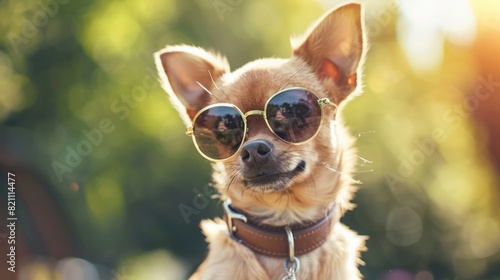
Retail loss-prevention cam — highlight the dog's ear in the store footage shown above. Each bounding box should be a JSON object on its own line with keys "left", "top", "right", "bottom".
{"left": 155, "top": 45, "right": 229, "bottom": 126}
{"left": 292, "top": 3, "right": 364, "bottom": 103}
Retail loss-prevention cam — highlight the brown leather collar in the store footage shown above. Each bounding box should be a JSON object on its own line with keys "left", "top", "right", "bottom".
{"left": 223, "top": 199, "right": 336, "bottom": 258}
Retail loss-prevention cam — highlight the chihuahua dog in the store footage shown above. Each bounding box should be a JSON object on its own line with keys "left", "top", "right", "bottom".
{"left": 155, "top": 3, "right": 366, "bottom": 279}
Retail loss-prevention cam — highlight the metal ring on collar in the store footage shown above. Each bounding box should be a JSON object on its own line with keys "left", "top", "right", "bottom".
{"left": 284, "top": 256, "right": 300, "bottom": 274}
{"left": 284, "top": 225, "right": 295, "bottom": 261}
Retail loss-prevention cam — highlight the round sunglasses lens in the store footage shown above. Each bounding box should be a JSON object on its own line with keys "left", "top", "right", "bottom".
{"left": 266, "top": 89, "right": 322, "bottom": 143}
{"left": 193, "top": 106, "right": 245, "bottom": 160}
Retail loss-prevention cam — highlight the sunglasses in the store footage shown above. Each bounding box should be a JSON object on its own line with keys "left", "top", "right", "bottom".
{"left": 185, "top": 87, "right": 337, "bottom": 161}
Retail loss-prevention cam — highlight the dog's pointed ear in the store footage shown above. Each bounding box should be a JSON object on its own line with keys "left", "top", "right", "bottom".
{"left": 292, "top": 3, "right": 364, "bottom": 103}
{"left": 154, "top": 45, "right": 229, "bottom": 126}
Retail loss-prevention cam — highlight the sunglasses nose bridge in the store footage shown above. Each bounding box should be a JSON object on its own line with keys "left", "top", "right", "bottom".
{"left": 242, "top": 110, "right": 270, "bottom": 141}
{"left": 244, "top": 110, "right": 265, "bottom": 118}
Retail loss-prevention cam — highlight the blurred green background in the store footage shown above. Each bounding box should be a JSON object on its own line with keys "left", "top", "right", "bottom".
{"left": 1, "top": 0, "right": 500, "bottom": 279}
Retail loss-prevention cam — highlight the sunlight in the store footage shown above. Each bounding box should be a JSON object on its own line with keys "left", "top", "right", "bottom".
{"left": 398, "top": 0, "right": 476, "bottom": 72}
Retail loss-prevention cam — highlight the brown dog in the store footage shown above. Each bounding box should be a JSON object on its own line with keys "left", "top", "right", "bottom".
{"left": 155, "top": 3, "right": 366, "bottom": 279}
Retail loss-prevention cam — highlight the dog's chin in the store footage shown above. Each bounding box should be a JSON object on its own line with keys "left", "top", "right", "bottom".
{"left": 242, "top": 160, "right": 306, "bottom": 193}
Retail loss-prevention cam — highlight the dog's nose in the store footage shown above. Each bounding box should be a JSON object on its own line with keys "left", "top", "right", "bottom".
{"left": 240, "top": 140, "right": 273, "bottom": 165}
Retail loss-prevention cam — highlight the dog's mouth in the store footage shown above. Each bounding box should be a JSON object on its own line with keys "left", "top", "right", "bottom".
{"left": 242, "top": 160, "right": 306, "bottom": 192}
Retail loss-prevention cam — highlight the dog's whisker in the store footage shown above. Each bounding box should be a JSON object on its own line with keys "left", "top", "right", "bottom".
{"left": 355, "top": 130, "right": 376, "bottom": 138}
{"left": 196, "top": 80, "right": 222, "bottom": 103}
{"left": 208, "top": 70, "right": 230, "bottom": 102}
{"left": 208, "top": 70, "right": 221, "bottom": 91}
{"left": 353, "top": 169, "right": 374, "bottom": 173}
{"left": 316, "top": 161, "right": 360, "bottom": 184}
{"left": 210, "top": 193, "right": 221, "bottom": 200}
{"left": 355, "top": 155, "right": 373, "bottom": 164}
{"left": 277, "top": 64, "right": 310, "bottom": 91}
{"left": 223, "top": 169, "right": 240, "bottom": 193}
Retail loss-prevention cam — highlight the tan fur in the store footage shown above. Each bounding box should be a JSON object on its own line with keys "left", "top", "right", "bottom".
{"left": 155, "top": 3, "right": 367, "bottom": 279}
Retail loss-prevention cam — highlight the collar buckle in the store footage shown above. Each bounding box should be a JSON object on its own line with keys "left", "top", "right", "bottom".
{"left": 223, "top": 199, "right": 247, "bottom": 240}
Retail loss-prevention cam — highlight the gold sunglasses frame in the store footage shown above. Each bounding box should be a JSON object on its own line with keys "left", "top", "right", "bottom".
{"left": 185, "top": 87, "right": 338, "bottom": 162}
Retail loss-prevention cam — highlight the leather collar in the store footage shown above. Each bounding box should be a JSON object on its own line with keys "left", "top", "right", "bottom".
{"left": 223, "top": 199, "right": 336, "bottom": 258}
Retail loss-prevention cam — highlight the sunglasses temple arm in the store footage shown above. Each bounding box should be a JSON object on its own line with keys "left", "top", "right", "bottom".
{"left": 186, "top": 127, "right": 194, "bottom": 136}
